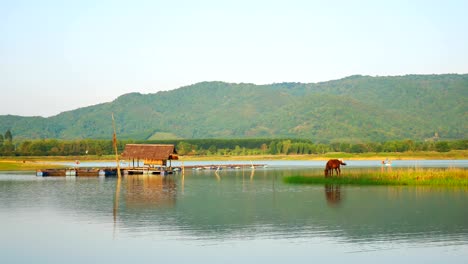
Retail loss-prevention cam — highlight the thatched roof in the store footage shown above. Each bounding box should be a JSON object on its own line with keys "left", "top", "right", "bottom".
{"left": 121, "top": 144, "right": 178, "bottom": 160}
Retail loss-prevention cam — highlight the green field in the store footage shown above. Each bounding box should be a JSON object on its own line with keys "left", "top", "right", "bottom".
{"left": 0, "top": 160, "right": 66, "bottom": 171}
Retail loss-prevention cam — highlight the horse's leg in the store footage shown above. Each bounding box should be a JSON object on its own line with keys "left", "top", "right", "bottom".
{"left": 337, "top": 167, "right": 341, "bottom": 176}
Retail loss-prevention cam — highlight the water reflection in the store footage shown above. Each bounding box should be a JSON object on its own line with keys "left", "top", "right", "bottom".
{"left": 113, "top": 175, "right": 177, "bottom": 221}
{"left": 380, "top": 163, "right": 393, "bottom": 173}
{"left": 324, "top": 184, "right": 342, "bottom": 206}
{"left": 113, "top": 176, "right": 121, "bottom": 223}
{"left": 1, "top": 167, "right": 467, "bottom": 259}
{"left": 107, "top": 169, "right": 467, "bottom": 247}
{"left": 125, "top": 175, "right": 176, "bottom": 208}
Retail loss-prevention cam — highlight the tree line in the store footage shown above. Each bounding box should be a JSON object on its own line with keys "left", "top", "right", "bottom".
{"left": 0, "top": 130, "right": 14, "bottom": 155}
{"left": 0, "top": 135, "right": 466, "bottom": 156}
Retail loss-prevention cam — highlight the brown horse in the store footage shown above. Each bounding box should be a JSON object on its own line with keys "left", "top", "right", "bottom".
{"left": 324, "top": 159, "right": 346, "bottom": 177}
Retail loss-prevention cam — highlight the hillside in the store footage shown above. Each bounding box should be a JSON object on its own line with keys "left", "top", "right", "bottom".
{"left": 1, "top": 74, "right": 467, "bottom": 142}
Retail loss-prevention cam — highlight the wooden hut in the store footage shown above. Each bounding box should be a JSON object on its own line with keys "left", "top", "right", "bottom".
{"left": 121, "top": 144, "right": 178, "bottom": 168}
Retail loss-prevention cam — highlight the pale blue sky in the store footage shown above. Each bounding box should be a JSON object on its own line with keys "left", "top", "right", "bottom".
{"left": 1, "top": 0, "right": 467, "bottom": 117}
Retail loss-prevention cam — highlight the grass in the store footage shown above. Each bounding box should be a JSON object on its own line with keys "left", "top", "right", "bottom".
{"left": 0, "top": 155, "right": 103, "bottom": 171}
{"left": 0, "top": 160, "right": 66, "bottom": 171}
{"left": 0, "top": 155, "right": 116, "bottom": 162}
{"left": 284, "top": 168, "right": 468, "bottom": 187}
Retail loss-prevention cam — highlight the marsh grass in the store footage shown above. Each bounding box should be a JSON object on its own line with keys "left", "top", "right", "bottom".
{"left": 284, "top": 168, "right": 468, "bottom": 186}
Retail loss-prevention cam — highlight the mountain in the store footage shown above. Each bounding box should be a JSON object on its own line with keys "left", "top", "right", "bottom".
{"left": 1, "top": 74, "right": 467, "bottom": 142}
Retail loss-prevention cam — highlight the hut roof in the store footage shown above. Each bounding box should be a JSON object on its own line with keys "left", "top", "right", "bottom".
{"left": 121, "top": 144, "right": 177, "bottom": 160}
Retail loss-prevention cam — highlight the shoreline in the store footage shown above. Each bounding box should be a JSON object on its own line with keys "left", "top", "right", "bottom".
{"left": 0, "top": 151, "right": 466, "bottom": 171}
{"left": 2, "top": 150, "right": 466, "bottom": 161}
{"left": 1, "top": 151, "right": 467, "bottom": 161}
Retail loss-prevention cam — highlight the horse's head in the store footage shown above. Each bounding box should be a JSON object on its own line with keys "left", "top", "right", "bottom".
{"left": 324, "top": 169, "right": 328, "bottom": 177}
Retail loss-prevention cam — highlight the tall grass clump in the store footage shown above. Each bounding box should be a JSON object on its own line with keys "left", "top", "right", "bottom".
{"left": 284, "top": 168, "right": 468, "bottom": 186}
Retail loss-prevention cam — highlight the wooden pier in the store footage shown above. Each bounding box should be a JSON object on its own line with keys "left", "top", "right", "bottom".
{"left": 36, "top": 168, "right": 119, "bottom": 177}
{"left": 183, "top": 164, "right": 267, "bottom": 170}
{"left": 36, "top": 163, "right": 267, "bottom": 177}
{"left": 123, "top": 167, "right": 173, "bottom": 175}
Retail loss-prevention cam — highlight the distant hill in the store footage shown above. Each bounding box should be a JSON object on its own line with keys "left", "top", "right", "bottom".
{"left": 1, "top": 74, "right": 467, "bottom": 142}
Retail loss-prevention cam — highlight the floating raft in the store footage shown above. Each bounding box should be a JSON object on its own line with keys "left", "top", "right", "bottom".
{"left": 123, "top": 167, "right": 173, "bottom": 175}
{"left": 36, "top": 167, "right": 171, "bottom": 177}
{"left": 36, "top": 168, "right": 119, "bottom": 177}
{"left": 36, "top": 164, "right": 267, "bottom": 177}
{"left": 36, "top": 169, "right": 76, "bottom": 177}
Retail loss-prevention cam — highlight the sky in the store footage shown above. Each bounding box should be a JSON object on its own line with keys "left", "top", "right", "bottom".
{"left": 1, "top": 0, "right": 467, "bottom": 117}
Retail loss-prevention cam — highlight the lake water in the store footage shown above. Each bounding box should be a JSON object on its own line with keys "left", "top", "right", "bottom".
{"left": 1, "top": 160, "right": 467, "bottom": 263}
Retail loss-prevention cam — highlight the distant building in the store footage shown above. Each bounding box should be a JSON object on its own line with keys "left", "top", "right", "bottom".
{"left": 121, "top": 144, "right": 178, "bottom": 168}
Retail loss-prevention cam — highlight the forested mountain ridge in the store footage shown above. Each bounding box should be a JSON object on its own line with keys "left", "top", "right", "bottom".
{"left": 1, "top": 74, "right": 467, "bottom": 142}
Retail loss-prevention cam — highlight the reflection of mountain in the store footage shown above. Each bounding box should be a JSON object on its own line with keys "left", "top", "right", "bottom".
{"left": 1, "top": 170, "right": 467, "bottom": 245}
{"left": 113, "top": 172, "right": 468, "bottom": 244}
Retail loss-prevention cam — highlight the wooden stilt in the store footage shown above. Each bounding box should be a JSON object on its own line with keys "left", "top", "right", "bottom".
{"left": 112, "top": 113, "right": 121, "bottom": 178}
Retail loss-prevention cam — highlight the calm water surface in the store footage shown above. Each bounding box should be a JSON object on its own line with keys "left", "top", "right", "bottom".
{"left": 1, "top": 160, "right": 467, "bottom": 263}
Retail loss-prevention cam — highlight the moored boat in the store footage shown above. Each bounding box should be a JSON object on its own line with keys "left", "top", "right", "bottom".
{"left": 36, "top": 169, "right": 77, "bottom": 177}
{"left": 76, "top": 168, "right": 101, "bottom": 177}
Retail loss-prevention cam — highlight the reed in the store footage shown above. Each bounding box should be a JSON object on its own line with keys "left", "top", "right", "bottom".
{"left": 284, "top": 168, "right": 468, "bottom": 186}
